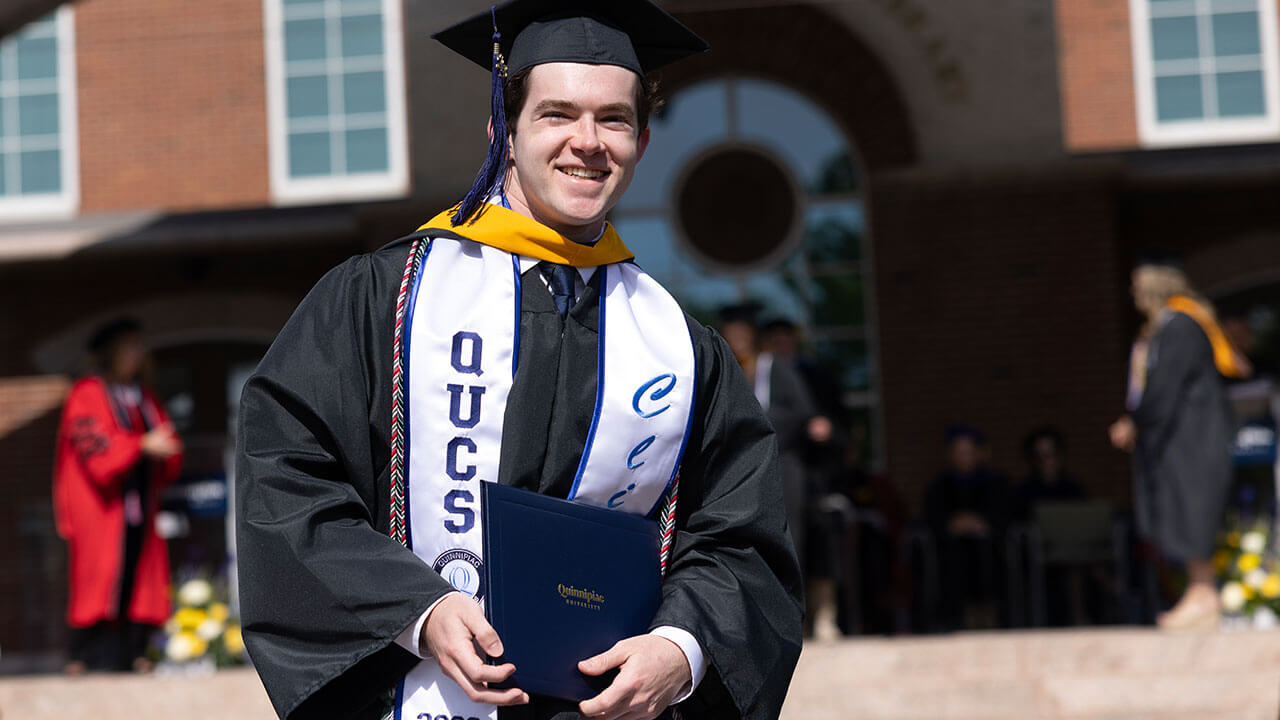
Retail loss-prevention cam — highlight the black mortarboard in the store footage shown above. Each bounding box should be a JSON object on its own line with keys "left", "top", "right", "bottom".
{"left": 432, "top": 0, "right": 708, "bottom": 227}
{"left": 718, "top": 301, "right": 764, "bottom": 328}
{"left": 433, "top": 0, "right": 708, "bottom": 77}
{"left": 88, "top": 316, "right": 141, "bottom": 353}
{"left": 1134, "top": 249, "right": 1184, "bottom": 271}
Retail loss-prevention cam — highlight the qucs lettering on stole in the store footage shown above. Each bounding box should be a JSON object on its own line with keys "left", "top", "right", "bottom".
{"left": 443, "top": 331, "right": 485, "bottom": 534}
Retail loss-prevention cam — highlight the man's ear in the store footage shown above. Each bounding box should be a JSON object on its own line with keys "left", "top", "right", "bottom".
{"left": 636, "top": 126, "right": 651, "bottom": 162}
{"left": 489, "top": 116, "right": 518, "bottom": 162}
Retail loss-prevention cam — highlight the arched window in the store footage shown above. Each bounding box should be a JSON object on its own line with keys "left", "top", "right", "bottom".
{"left": 612, "top": 76, "right": 880, "bottom": 462}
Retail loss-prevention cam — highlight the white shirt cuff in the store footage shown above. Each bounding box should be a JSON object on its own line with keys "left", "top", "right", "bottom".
{"left": 393, "top": 592, "right": 461, "bottom": 658}
{"left": 649, "top": 625, "right": 705, "bottom": 704}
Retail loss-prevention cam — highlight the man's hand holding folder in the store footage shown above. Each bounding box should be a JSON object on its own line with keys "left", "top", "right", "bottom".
{"left": 422, "top": 594, "right": 529, "bottom": 707}
{"left": 578, "top": 634, "right": 692, "bottom": 719}
{"left": 420, "top": 597, "right": 691, "bottom": 719}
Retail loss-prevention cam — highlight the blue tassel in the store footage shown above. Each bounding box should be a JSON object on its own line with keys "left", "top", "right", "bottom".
{"left": 452, "top": 6, "right": 509, "bottom": 226}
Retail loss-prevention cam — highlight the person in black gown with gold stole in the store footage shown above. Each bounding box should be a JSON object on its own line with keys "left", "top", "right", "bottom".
{"left": 235, "top": 2, "right": 803, "bottom": 719}
{"left": 1110, "top": 257, "right": 1246, "bottom": 630}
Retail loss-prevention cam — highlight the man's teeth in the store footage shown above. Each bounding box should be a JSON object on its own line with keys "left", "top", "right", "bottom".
{"left": 560, "top": 168, "right": 606, "bottom": 179}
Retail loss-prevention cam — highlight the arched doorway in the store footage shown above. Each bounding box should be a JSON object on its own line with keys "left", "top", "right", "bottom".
{"left": 612, "top": 75, "right": 880, "bottom": 462}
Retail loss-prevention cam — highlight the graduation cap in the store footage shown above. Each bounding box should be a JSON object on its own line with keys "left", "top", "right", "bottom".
{"left": 433, "top": 0, "right": 709, "bottom": 227}
{"left": 1134, "top": 248, "right": 1183, "bottom": 270}
{"left": 88, "top": 316, "right": 141, "bottom": 353}
{"left": 718, "top": 301, "right": 764, "bottom": 329}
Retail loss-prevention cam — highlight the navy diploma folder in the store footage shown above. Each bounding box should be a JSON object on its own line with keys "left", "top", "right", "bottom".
{"left": 481, "top": 481, "right": 663, "bottom": 701}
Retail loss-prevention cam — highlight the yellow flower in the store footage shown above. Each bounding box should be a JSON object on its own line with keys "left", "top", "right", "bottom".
{"left": 208, "top": 602, "right": 229, "bottom": 623}
{"left": 223, "top": 624, "right": 245, "bottom": 657}
{"left": 1214, "top": 550, "right": 1232, "bottom": 574}
{"left": 1263, "top": 574, "right": 1280, "bottom": 599}
{"left": 1239, "top": 553, "right": 1262, "bottom": 573}
{"left": 1243, "top": 583, "right": 1257, "bottom": 601}
{"left": 1227, "top": 531, "right": 1242, "bottom": 548}
{"left": 174, "top": 607, "right": 207, "bottom": 632}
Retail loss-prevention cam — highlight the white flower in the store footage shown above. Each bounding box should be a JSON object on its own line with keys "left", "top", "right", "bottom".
{"left": 1242, "top": 531, "right": 1267, "bottom": 555}
{"left": 166, "top": 632, "right": 199, "bottom": 662}
{"left": 1222, "top": 582, "right": 1247, "bottom": 613}
{"left": 195, "top": 617, "right": 224, "bottom": 642}
{"left": 1246, "top": 568, "right": 1268, "bottom": 589}
{"left": 177, "top": 579, "right": 213, "bottom": 607}
{"left": 1255, "top": 606, "right": 1278, "bottom": 629}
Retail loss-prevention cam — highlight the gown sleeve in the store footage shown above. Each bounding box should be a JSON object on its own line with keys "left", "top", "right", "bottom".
{"left": 236, "top": 254, "right": 455, "bottom": 720}
{"left": 63, "top": 380, "right": 144, "bottom": 491}
{"left": 144, "top": 389, "right": 184, "bottom": 490}
{"left": 649, "top": 322, "right": 805, "bottom": 720}
{"left": 1133, "top": 312, "right": 1210, "bottom": 461}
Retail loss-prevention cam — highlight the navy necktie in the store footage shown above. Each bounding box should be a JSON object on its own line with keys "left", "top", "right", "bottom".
{"left": 539, "top": 261, "right": 576, "bottom": 318}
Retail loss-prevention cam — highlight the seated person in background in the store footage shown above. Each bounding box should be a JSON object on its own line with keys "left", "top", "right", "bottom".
{"left": 924, "top": 425, "right": 1009, "bottom": 631}
{"left": 1010, "top": 426, "right": 1085, "bottom": 523}
{"left": 1011, "top": 426, "right": 1093, "bottom": 626}
{"left": 837, "top": 421, "right": 906, "bottom": 636}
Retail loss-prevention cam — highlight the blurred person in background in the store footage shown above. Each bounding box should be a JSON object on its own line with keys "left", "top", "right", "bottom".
{"left": 1010, "top": 426, "right": 1085, "bottom": 522}
{"left": 1109, "top": 257, "right": 1248, "bottom": 630}
{"left": 1011, "top": 426, "right": 1091, "bottom": 626}
{"left": 835, "top": 421, "right": 906, "bottom": 636}
{"left": 924, "top": 425, "right": 1009, "bottom": 631}
{"left": 53, "top": 317, "right": 184, "bottom": 673}
{"left": 721, "top": 305, "right": 834, "bottom": 638}
{"left": 760, "top": 318, "right": 842, "bottom": 640}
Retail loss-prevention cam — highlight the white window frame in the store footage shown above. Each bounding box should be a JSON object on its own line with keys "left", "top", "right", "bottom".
{"left": 263, "top": 0, "right": 409, "bottom": 205}
{"left": 1130, "top": 0, "right": 1280, "bottom": 147}
{"left": 0, "top": 7, "right": 79, "bottom": 221}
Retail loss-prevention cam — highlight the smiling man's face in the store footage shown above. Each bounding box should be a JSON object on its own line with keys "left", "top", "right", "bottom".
{"left": 504, "top": 62, "right": 650, "bottom": 242}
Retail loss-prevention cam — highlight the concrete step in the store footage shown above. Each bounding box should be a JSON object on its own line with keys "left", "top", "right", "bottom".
{"left": 782, "top": 628, "right": 1280, "bottom": 720}
{"left": 1, "top": 628, "right": 1277, "bottom": 719}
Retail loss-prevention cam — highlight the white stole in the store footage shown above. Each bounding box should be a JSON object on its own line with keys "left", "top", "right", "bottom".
{"left": 396, "top": 237, "right": 695, "bottom": 720}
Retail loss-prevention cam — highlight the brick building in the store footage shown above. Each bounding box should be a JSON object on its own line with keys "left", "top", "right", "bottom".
{"left": 1, "top": 0, "right": 1278, "bottom": 660}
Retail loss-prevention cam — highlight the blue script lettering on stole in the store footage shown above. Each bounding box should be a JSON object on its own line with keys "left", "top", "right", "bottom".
{"left": 443, "top": 332, "right": 485, "bottom": 534}
{"left": 416, "top": 714, "right": 480, "bottom": 720}
{"left": 632, "top": 373, "right": 676, "bottom": 418}
{"left": 626, "top": 435, "right": 656, "bottom": 470}
{"left": 613, "top": 374, "right": 680, "bottom": 507}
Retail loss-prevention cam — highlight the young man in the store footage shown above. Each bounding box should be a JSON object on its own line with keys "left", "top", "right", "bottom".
{"left": 236, "top": 2, "right": 802, "bottom": 719}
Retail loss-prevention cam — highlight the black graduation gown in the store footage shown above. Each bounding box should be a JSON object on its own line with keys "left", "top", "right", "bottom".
{"left": 235, "top": 235, "right": 803, "bottom": 720}
{"left": 763, "top": 358, "right": 816, "bottom": 572}
{"left": 1131, "top": 311, "right": 1234, "bottom": 561}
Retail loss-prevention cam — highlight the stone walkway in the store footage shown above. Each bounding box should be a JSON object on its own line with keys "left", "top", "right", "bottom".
{"left": 782, "top": 628, "right": 1280, "bottom": 720}
{"left": 2, "top": 628, "right": 1277, "bottom": 719}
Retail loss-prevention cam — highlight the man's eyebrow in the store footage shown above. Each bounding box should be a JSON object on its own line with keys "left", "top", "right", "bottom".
{"left": 531, "top": 99, "right": 636, "bottom": 120}
{"left": 596, "top": 103, "right": 637, "bottom": 119}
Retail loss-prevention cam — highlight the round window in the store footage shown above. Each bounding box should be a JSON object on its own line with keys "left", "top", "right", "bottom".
{"left": 674, "top": 145, "right": 800, "bottom": 270}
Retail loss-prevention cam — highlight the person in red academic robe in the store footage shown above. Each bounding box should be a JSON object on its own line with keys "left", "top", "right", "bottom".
{"left": 52, "top": 318, "right": 183, "bottom": 673}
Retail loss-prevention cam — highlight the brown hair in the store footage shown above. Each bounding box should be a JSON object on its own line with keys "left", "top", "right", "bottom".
{"left": 503, "top": 66, "right": 663, "bottom": 134}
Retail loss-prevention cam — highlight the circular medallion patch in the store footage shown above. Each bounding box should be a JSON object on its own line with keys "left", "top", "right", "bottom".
{"left": 432, "top": 549, "right": 485, "bottom": 601}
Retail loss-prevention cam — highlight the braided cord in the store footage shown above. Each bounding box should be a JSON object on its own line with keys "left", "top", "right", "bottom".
{"left": 657, "top": 473, "right": 680, "bottom": 577}
{"left": 389, "top": 239, "right": 427, "bottom": 547}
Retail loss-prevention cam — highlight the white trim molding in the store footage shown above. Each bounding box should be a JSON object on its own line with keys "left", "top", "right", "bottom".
{"left": 0, "top": 7, "right": 79, "bottom": 222}
{"left": 263, "top": 0, "right": 409, "bottom": 205}
{"left": 1130, "top": 0, "right": 1280, "bottom": 147}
